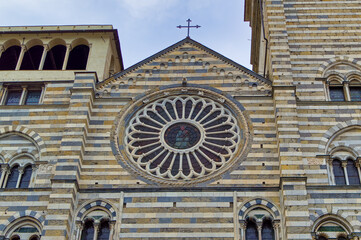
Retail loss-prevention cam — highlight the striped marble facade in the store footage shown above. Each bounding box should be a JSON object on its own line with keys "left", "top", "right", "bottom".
{"left": 0, "top": 0, "right": 361, "bottom": 239}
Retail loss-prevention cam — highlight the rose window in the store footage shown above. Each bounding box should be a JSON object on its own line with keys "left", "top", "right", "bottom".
{"left": 112, "top": 87, "right": 251, "bottom": 185}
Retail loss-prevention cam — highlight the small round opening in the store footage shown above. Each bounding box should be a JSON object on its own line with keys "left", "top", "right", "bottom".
{"left": 164, "top": 122, "right": 201, "bottom": 150}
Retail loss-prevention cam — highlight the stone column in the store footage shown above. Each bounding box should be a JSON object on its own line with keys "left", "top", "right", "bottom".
{"left": 239, "top": 220, "right": 247, "bottom": 240}
{"left": 343, "top": 80, "right": 351, "bottom": 101}
{"left": 38, "top": 44, "right": 49, "bottom": 70}
{"left": 109, "top": 221, "right": 115, "bottom": 240}
{"left": 29, "top": 164, "right": 38, "bottom": 188}
{"left": 0, "top": 45, "right": 4, "bottom": 59}
{"left": 273, "top": 220, "right": 280, "bottom": 240}
{"left": 15, "top": 45, "right": 27, "bottom": 70}
{"left": 75, "top": 221, "right": 83, "bottom": 240}
{"left": 0, "top": 165, "right": 8, "bottom": 188}
{"left": 256, "top": 221, "right": 262, "bottom": 240}
{"left": 327, "top": 157, "right": 335, "bottom": 185}
{"left": 357, "top": 158, "right": 361, "bottom": 184}
{"left": 342, "top": 161, "right": 349, "bottom": 185}
{"left": 2, "top": 169, "right": 10, "bottom": 188}
{"left": 93, "top": 222, "right": 100, "bottom": 240}
{"left": 15, "top": 167, "right": 24, "bottom": 188}
{"left": 19, "top": 86, "right": 27, "bottom": 105}
{"left": 62, "top": 44, "right": 71, "bottom": 70}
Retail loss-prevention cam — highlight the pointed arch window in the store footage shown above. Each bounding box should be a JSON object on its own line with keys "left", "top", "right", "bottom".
{"left": 81, "top": 220, "right": 94, "bottom": 240}
{"left": 6, "top": 165, "right": 19, "bottom": 188}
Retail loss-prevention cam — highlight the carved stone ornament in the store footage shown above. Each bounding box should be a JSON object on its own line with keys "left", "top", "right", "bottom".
{"left": 111, "top": 87, "right": 252, "bottom": 185}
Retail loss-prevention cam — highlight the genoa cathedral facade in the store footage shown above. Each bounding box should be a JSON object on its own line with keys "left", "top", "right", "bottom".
{"left": 0, "top": 0, "right": 360, "bottom": 239}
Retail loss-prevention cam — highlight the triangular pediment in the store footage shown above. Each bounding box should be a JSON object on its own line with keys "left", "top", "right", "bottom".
{"left": 96, "top": 38, "right": 271, "bottom": 98}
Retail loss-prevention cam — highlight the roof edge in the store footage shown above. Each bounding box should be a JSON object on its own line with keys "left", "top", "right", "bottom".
{"left": 98, "top": 37, "right": 271, "bottom": 88}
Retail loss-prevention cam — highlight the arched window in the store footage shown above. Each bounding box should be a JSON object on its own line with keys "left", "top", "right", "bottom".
{"left": 81, "top": 219, "right": 94, "bottom": 240}
{"left": 245, "top": 220, "right": 258, "bottom": 240}
{"left": 19, "top": 165, "right": 32, "bottom": 188}
{"left": 6, "top": 165, "right": 19, "bottom": 188}
{"left": 8, "top": 224, "right": 41, "bottom": 240}
{"left": 329, "top": 81, "right": 345, "bottom": 101}
{"left": 43, "top": 45, "right": 66, "bottom": 70}
{"left": 0, "top": 45, "right": 21, "bottom": 70}
{"left": 332, "top": 160, "right": 346, "bottom": 185}
{"left": 97, "top": 220, "right": 110, "bottom": 240}
{"left": 66, "top": 44, "right": 89, "bottom": 70}
{"left": 346, "top": 159, "right": 360, "bottom": 185}
{"left": 313, "top": 215, "right": 351, "bottom": 240}
{"left": 349, "top": 80, "right": 361, "bottom": 101}
{"left": 262, "top": 219, "right": 275, "bottom": 240}
{"left": 20, "top": 45, "right": 44, "bottom": 70}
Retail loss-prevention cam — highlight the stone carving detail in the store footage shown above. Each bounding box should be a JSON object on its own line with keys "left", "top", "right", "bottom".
{"left": 112, "top": 87, "right": 251, "bottom": 185}
{"left": 38, "top": 164, "right": 53, "bottom": 174}
{"left": 125, "top": 95, "right": 241, "bottom": 181}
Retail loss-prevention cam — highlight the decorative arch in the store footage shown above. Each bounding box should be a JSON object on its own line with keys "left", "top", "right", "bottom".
{"left": 8, "top": 152, "right": 36, "bottom": 167}
{"left": 24, "top": 39, "right": 43, "bottom": 50}
{"left": 76, "top": 200, "right": 117, "bottom": 222}
{"left": 329, "top": 145, "right": 358, "bottom": 160}
{"left": 318, "top": 57, "right": 361, "bottom": 77}
{"left": 346, "top": 71, "right": 361, "bottom": 82}
{"left": 326, "top": 73, "right": 344, "bottom": 84}
{"left": 311, "top": 214, "right": 353, "bottom": 236}
{"left": 318, "top": 121, "right": 361, "bottom": 155}
{"left": 47, "top": 38, "right": 66, "bottom": 49}
{"left": 238, "top": 198, "right": 280, "bottom": 220}
{"left": 2, "top": 39, "right": 21, "bottom": 50}
{"left": 70, "top": 38, "right": 89, "bottom": 49}
{"left": 0, "top": 126, "right": 46, "bottom": 159}
{"left": 0, "top": 211, "right": 45, "bottom": 237}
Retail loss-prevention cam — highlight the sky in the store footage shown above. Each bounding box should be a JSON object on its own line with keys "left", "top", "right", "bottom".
{"left": 0, "top": 0, "right": 253, "bottom": 70}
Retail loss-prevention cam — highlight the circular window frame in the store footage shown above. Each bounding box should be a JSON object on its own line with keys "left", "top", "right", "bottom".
{"left": 111, "top": 86, "right": 252, "bottom": 185}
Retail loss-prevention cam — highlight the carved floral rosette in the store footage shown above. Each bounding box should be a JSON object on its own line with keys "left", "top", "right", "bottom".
{"left": 111, "top": 86, "right": 252, "bottom": 185}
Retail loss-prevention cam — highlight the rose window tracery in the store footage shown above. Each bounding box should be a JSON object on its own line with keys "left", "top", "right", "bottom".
{"left": 112, "top": 87, "right": 251, "bottom": 185}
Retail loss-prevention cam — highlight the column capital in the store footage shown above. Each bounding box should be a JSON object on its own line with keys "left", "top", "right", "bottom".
{"left": 76, "top": 220, "right": 83, "bottom": 229}
{"left": 31, "top": 164, "right": 39, "bottom": 171}
{"left": 272, "top": 219, "right": 280, "bottom": 228}
{"left": 43, "top": 44, "right": 50, "bottom": 51}
{"left": 341, "top": 161, "right": 348, "bottom": 168}
{"left": 239, "top": 219, "right": 247, "bottom": 229}
{"left": 1, "top": 165, "right": 9, "bottom": 172}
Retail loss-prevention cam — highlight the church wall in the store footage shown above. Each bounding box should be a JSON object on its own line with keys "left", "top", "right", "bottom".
{"left": 264, "top": 0, "right": 361, "bottom": 100}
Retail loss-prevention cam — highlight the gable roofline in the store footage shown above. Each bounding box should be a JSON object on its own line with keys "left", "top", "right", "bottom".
{"left": 97, "top": 37, "right": 271, "bottom": 89}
